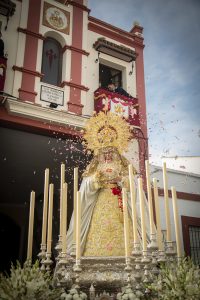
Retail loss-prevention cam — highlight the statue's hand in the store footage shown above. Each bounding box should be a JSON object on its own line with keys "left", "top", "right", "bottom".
{"left": 121, "top": 176, "right": 130, "bottom": 190}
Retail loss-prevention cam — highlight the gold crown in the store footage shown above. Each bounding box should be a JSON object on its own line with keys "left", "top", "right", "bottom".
{"left": 83, "top": 111, "right": 131, "bottom": 154}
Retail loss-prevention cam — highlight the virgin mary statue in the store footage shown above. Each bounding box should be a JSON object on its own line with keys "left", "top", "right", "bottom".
{"left": 66, "top": 111, "right": 150, "bottom": 257}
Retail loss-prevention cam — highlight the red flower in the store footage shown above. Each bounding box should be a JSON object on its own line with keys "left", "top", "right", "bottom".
{"left": 111, "top": 187, "right": 121, "bottom": 196}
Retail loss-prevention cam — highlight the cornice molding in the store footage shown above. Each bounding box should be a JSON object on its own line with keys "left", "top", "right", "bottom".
{"left": 60, "top": 81, "right": 89, "bottom": 91}
{"left": 62, "top": 44, "right": 89, "bottom": 56}
{"left": 17, "top": 27, "right": 45, "bottom": 40}
{"left": 5, "top": 98, "right": 88, "bottom": 129}
{"left": 13, "top": 65, "right": 43, "bottom": 78}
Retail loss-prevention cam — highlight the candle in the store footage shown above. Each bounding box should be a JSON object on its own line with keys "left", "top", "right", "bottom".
{"left": 47, "top": 184, "right": 54, "bottom": 254}
{"left": 41, "top": 168, "right": 49, "bottom": 246}
{"left": 62, "top": 183, "right": 68, "bottom": 253}
{"left": 171, "top": 186, "right": 182, "bottom": 257}
{"left": 73, "top": 167, "right": 78, "bottom": 243}
{"left": 27, "top": 191, "right": 35, "bottom": 261}
{"left": 76, "top": 191, "right": 81, "bottom": 262}
{"left": 59, "top": 164, "right": 65, "bottom": 236}
{"left": 138, "top": 178, "right": 147, "bottom": 251}
{"left": 122, "top": 188, "right": 130, "bottom": 257}
{"left": 163, "top": 162, "right": 171, "bottom": 241}
{"left": 153, "top": 178, "right": 163, "bottom": 250}
{"left": 128, "top": 164, "right": 138, "bottom": 243}
{"left": 145, "top": 160, "right": 155, "bottom": 235}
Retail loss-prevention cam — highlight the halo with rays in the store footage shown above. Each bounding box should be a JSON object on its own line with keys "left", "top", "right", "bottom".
{"left": 83, "top": 111, "right": 131, "bottom": 155}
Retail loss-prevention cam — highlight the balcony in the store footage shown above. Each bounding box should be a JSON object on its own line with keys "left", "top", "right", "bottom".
{"left": 94, "top": 88, "right": 140, "bottom": 127}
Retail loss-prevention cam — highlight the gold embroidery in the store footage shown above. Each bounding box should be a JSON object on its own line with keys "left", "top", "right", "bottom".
{"left": 83, "top": 188, "right": 133, "bottom": 256}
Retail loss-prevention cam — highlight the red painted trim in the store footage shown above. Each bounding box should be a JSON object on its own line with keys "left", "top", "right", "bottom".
{"left": 18, "top": 88, "right": 37, "bottom": 96}
{"left": 13, "top": 66, "right": 43, "bottom": 78}
{"left": 68, "top": 2, "right": 84, "bottom": 114}
{"left": 0, "top": 106, "right": 81, "bottom": 138}
{"left": 88, "top": 20, "right": 144, "bottom": 49}
{"left": 89, "top": 16, "right": 136, "bottom": 39}
{"left": 158, "top": 188, "right": 200, "bottom": 202}
{"left": 18, "top": 27, "right": 45, "bottom": 40}
{"left": 60, "top": 81, "right": 89, "bottom": 91}
{"left": 181, "top": 216, "right": 200, "bottom": 257}
{"left": 62, "top": 44, "right": 89, "bottom": 56}
{"left": 88, "top": 22, "right": 134, "bottom": 48}
{"left": 19, "top": 0, "right": 41, "bottom": 102}
{"left": 135, "top": 45, "right": 148, "bottom": 185}
{"left": 66, "top": 0, "right": 90, "bottom": 13}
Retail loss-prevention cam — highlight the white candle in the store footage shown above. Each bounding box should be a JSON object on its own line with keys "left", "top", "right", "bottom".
{"left": 128, "top": 164, "right": 138, "bottom": 243}
{"left": 122, "top": 188, "right": 130, "bottom": 257}
{"left": 62, "top": 183, "right": 68, "bottom": 253}
{"left": 163, "top": 162, "right": 171, "bottom": 241}
{"left": 47, "top": 184, "right": 54, "bottom": 254}
{"left": 27, "top": 191, "right": 35, "bottom": 261}
{"left": 145, "top": 160, "right": 155, "bottom": 235}
{"left": 41, "top": 168, "right": 49, "bottom": 246}
{"left": 153, "top": 178, "right": 163, "bottom": 250}
{"left": 73, "top": 167, "right": 78, "bottom": 243}
{"left": 59, "top": 164, "right": 65, "bottom": 236}
{"left": 76, "top": 191, "right": 81, "bottom": 261}
{"left": 171, "top": 186, "right": 182, "bottom": 257}
{"left": 138, "top": 178, "right": 147, "bottom": 251}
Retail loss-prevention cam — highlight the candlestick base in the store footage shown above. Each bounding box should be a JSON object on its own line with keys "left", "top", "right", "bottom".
{"left": 165, "top": 240, "right": 176, "bottom": 258}
{"left": 147, "top": 233, "right": 158, "bottom": 251}
{"left": 151, "top": 250, "right": 159, "bottom": 275}
{"left": 141, "top": 250, "right": 151, "bottom": 264}
{"left": 124, "top": 257, "right": 132, "bottom": 271}
{"left": 43, "top": 252, "right": 53, "bottom": 271}
{"left": 38, "top": 243, "right": 46, "bottom": 270}
{"left": 132, "top": 242, "right": 141, "bottom": 256}
{"left": 73, "top": 259, "right": 82, "bottom": 272}
{"left": 157, "top": 250, "right": 166, "bottom": 263}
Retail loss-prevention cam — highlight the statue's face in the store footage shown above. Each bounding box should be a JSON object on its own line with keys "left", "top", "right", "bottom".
{"left": 97, "top": 148, "right": 122, "bottom": 181}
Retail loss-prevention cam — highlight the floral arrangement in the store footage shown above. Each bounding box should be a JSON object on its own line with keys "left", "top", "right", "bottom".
{"left": 149, "top": 257, "right": 200, "bottom": 300}
{"left": 0, "top": 260, "right": 63, "bottom": 300}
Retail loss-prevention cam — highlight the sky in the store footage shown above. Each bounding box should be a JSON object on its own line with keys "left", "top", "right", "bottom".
{"left": 88, "top": 0, "right": 200, "bottom": 167}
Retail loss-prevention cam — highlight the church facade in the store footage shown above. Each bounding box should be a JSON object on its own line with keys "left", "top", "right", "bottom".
{"left": 0, "top": 0, "right": 148, "bottom": 270}
{"left": 1, "top": 0, "right": 199, "bottom": 275}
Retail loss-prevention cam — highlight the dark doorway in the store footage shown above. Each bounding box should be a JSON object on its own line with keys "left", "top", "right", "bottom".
{"left": 0, "top": 127, "right": 91, "bottom": 271}
{"left": 0, "top": 213, "right": 20, "bottom": 273}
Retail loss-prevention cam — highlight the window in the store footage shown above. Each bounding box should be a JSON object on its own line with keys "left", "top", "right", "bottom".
{"left": 41, "top": 37, "right": 62, "bottom": 86}
{"left": 99, "top": 64, "right": 122, "bottom": 89}
{"left": 182, "top": 216, "right": 200, "bottom": 265}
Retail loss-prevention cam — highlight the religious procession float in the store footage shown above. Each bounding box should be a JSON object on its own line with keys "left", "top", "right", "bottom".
{"left": 0, "top": 111, "right": 200, "bottom": 300}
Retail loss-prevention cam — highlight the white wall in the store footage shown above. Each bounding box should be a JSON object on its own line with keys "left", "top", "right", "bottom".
{"left": 150, "top": 163, "right": 200, "bottom": 254}
{"left": 0, "top": 0, "right": 26, "bottom": 96}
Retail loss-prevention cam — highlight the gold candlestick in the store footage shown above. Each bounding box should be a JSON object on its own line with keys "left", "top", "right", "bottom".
{"left": 153, "top": 178, "right": 163, "bottom": 251}
{"left": 47, "top": 184, "right": 54, "bottom": 254}
{"left": 62, "top": 183, "right": 68, "bottom": 253}
{"left": 76, "top": 191, "right": 81, "bottom": 263}
{"left": 128, "top": 164, "right": 138, "bottom": 244}
{"left": 145, "top": 160, "right": 155, "bottom": 235}
{"left": 138, "top": 178, "right": 147, "bottom": 251}
{"left": 122, "top": 188, "right": 130, "bottom": 257}
{"left": 27, "top": 191, "right": 35, "bottom": 261}
{"left": 171, "top": 186, "right": 182, "bottom": 258}
{"left": 73, "top": 167, "right": 78, "bottom": 244}
{"left": 41, "top": 168, "right": 49, "bottom": 246}
{"left": 59, "top": 164, "right": 65, "bottom": 236}
{"left": 163, "top": 162, "right": 171, "bottom": 241}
